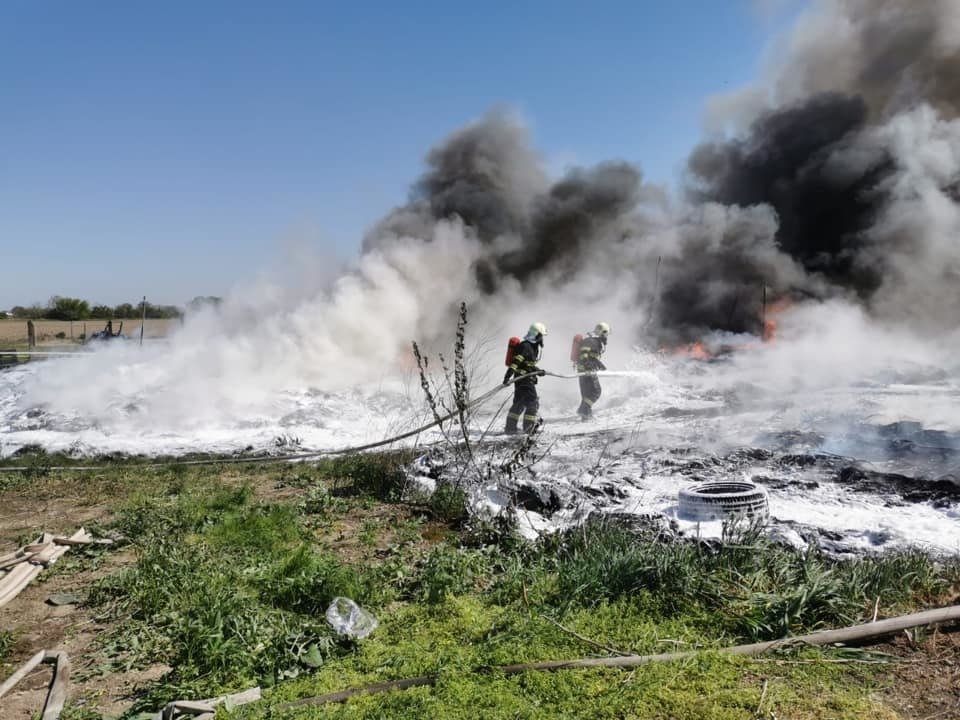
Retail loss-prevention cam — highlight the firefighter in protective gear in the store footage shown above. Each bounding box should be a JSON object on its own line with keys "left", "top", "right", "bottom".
{"left": 577, "top": 322, "right": 609, "bottom": 419}
{"left": 503, "top": 322, "right": 547, "bottom": 434}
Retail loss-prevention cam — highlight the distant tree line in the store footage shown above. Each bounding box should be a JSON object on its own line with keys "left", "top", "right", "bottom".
{"left": 186, "top": 296, "right": 223, "bottom": 312}
{"left": 9, "top": 296, "right": 185, "bottom": 321}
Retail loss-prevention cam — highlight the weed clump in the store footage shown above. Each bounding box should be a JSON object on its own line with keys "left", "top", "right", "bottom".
{"left": 89, "top": 478, "right": 370, "bottom": 699}
{"left": 260, "top": 545, "right": 362, "bottom": 614}
{"left": 0, "top": 629, "right": 13, "bottom": 662}
{"left": 112, "top": 481, "right": 253, "bottom": 541}
{"left": 416, "top": 545, "right": 495, "bottom": 603}
{"left": 428, "top": 481, "right": 468, "bottom": 524}
{"left": 548, "top": 519, "right": 958, "bottom": 640}
{"left": 319, "top": 452, "right": 412, "bottom": 500}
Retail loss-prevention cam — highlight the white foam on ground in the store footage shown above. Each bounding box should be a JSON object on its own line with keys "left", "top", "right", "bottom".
{"left": 2, "top": 344, "right": 959, "bottom": 554}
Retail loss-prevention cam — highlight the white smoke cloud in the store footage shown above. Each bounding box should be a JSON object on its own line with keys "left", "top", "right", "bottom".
{"left": 709, "top": 0, "right": 960, "bottom": 132}
{"left": 8, "top": 0, "right": 960, "bottom": 456}
{"left": 18, "top": 221, "right": 486, "bottom": 436}
{"left": 864, "top": 106, "right": 960, "bottom": 327}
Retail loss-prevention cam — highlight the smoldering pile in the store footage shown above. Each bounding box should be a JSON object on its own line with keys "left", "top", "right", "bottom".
{"left": 363, "top": 0, "right": 960, "bottom": 347}
{"left": 408, "top": 413, "right": 960, "bottom": 555}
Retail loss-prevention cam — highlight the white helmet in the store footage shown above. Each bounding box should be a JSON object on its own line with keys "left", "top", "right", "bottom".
{"left": 526, "top": 322, "right": 547, "bottom": 341}
{"left": 594, "top": 322, "right": 610, "bottom": 337}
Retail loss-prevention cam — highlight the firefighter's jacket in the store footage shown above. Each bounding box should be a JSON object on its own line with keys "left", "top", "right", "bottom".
{"left": 504, "top": 340, "right": 542, "bottom": 385}
{"left": 577, "top": 334, "right": 606, "bottom": 373}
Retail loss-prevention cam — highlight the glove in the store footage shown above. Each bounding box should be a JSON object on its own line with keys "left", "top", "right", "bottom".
{"left": 537, "top": 368, "right": 547, "bottom": 377}
{"left": 598, "top": 361, "right": 606, "bottom": 371}
{"left": 503, "top": 370, "right": 513, "bottom": 386}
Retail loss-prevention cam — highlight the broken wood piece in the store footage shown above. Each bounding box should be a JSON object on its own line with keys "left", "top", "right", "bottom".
{"left": 0, "top": 552, "right": 38, "bottom": 571}
{"left": 0, "top": 561, "right": 50, "bottom": 607}
{"left": 0, "top": 546, "right": 33, "bottom": 564}
{"left": 204, "top": 686, "right": 262, "bottom": 709}
{"left": 171, "top": 700, "right": 216, "bottom": 713}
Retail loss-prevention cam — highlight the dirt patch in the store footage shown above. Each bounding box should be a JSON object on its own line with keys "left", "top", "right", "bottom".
{"left": 0, "top": 488, "right": 113, "bottom": 547}
{"left": 0, "top": 472, "right": 168, "bottom": 718}
{"left": 872, "top": 621, "right": 960, "bottom": 719}
{"left": 318, "top": 500, "right": 450, "bottom": 565}
{"left": 0, "top": 548, "right": 168, "bottom": 720}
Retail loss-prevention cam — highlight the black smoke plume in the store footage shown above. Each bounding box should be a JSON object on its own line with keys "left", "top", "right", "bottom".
{"left": 688, "top": 93, "right": 893, "bottom": 296}
{"left": 365, "top": 111, "right": 646, "bottom": 294}
{"left": 362, "top": 1, "right": 960, "bottom": 344}
{"left": 498, "top": 162, "right": 641, "bottom": 285}
{"left": 670, "top": 0, "right": 960, "bottom": 335}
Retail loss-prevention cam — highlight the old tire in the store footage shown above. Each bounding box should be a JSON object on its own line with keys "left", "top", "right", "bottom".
{"left": 678, "top": 481, "right": 769, "bottom": 521}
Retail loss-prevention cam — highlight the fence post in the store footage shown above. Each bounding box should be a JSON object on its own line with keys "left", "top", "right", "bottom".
{"left": 27, "top": 320, "right": 36, "bottom": 349}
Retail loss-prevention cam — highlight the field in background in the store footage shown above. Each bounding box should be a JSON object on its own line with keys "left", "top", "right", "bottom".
{"left": 0, "top": 318, "right": 177, "bottom": 347}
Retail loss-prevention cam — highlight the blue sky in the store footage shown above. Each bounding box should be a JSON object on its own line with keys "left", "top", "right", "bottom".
{"left": 0, "top": 0, "right": 804, "bottom": 308}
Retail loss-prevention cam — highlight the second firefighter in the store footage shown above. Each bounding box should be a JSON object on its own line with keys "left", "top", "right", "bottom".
{"left": 503, "top": 322, "right": 548, "bottom": 434}
{"left": 576, "top": 322, "right": 610, "bottom": 419}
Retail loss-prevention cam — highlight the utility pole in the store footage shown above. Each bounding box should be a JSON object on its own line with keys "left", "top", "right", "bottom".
{"left": 761, "top": 283, "right": 768, "bottom": 340}
{"left": 140, "top": 296, "right": 146, "bottom": 346}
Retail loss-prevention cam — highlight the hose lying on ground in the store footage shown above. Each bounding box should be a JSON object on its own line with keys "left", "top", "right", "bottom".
{"left": 0, "top": 650, "right": 70, "bottom": 720}
{"left": 0, "top": 368, "right": 639, "bottom": 473}
{"left": 277, "top": 604, "right": 960, "bottom": 709}
{"left": 0, "top": 529, "right": 97, "bottom": 609}
{"left": 0, "top": 371, "right": 550, "bottom": 472}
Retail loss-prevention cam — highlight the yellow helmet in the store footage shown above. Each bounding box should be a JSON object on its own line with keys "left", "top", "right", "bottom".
{"left": 595, "top": 322, "right": 610, "bottom": 337}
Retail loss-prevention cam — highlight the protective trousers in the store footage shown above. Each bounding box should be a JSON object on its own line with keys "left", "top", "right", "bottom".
{"left": 506, "top": 383, "right": 540, "bottom": 434}
{"left": 577, "top": 373, "right": 601, "bottom": 417}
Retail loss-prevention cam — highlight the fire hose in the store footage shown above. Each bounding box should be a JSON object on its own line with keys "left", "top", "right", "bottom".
{"left": 544, "top": 370, "right": 647, "bottom": 380}
{"left": 0, "top": 370, "right": 568, "bottom": 472}
{"left": 0, "top": 369, "right": 646, "bottom": 473}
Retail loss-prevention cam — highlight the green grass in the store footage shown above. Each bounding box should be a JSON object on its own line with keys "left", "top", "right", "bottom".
{"left": 548, "top": 519, "right": 956, "bottom": 640}
{"left": 0, "top": 629, "right": 13, "bottom": 663}
{"left": 234, "top": 598, "right": 899, "bottom": 720}
{"left": 3, "top": 454, "right": 952, "bottom": 719}
{"left": 315, "top": 452, "right": 413, "bottom": 500}
{"left": 88, "top": 479, "right": 365, "bottom": 705}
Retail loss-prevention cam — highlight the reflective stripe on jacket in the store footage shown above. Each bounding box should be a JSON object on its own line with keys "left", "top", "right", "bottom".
{"left": 577, "top": 335, "right": 605, "bottom": 372}
{"left": 508, "top": 340, "right": 541, "bottom": 383}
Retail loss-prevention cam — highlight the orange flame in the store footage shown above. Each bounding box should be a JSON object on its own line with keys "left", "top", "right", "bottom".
{"left": 664, "top": 341, "right": 713, "bottom": 361}
{"left": 762, "top": 299, "right": 793, "bottom": 343}
{"left": 397, "top": 346, "right": 417, "bottom": 371}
